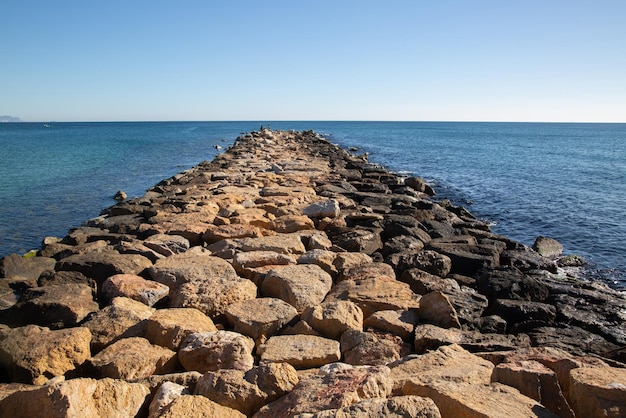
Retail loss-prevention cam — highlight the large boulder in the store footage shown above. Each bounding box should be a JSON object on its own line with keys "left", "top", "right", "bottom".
{"left": 254, "top": 363, "right": 392, "bottom": 417}
{"left": 224, "top": 298, "right": 298, "bottom": 341}
{"left": 302, "top": 300, "right": 363, "bottom": 339}
{"left": 0, "top": 325, "right": 91, "bottom": 385}
{"left": 85, "top": 337, "right": 177, "bottom": 380}
{"left": 178, "top": 331, "right": 255, "bottom": 373}
{"left": 302, "top": 396, "right": 441, "bottom": 418}
{"left": 569, "top": 367, "right": 626, "bottom": 418}
{"left": 341, "top": 330, "right": 408, "bottom": 366}
{"left": 146, "top": 307, "right": 218, "bottom": 351}
{"left": 156, "top": 394, "right": 246, "bottom": 418}
{"left": 2, "top": 283, "right": 98, "bottom": 329}
{"left": 0, "top": 254, "right": 56, "bottom": 282}
{"left": 83, "top": 296, "right": 155, "bottom": 352}
{"left": 55, "top": 250, "right": 152, "bottom": 286}
{"left": 101, "top": 274, "right": 169, "bottom": 306}
{"left": 0, "top": 377, "right": 150, "bottom": 418}
{"left": 258, "top": 335, "right": 341, "bottom": 369}
{"left": 261, "top": 265, "right": 332, "bottom": 312}
{"left": 414, "top": 324, "right": 531, "bottom": 354}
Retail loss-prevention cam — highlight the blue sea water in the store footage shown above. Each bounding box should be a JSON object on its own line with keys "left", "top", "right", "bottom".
{"left": 1, "top": 121, "right": 625, "bottom": 288}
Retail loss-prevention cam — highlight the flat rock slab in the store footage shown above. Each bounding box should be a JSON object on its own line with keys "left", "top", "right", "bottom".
{"left": 254, "top": 363, "right": 391, "bottom": 417}
{"left": 83, "top": 296, "right": 155, "bottom": 352}
{"left": 303, "top": 396, "right": 441, "bottom": 418}
{"left": 239, "top": 234, "right": 307, "bottom": 255}
{"left": 146, "top": 307, "right": 218, "bottom": 351}
{"left": 86, "top": 336, "right": 178, "bottom": 380}
{"left": 224, "top": 297, "right": 298, "bottom": 341}
{"left": 178, "top": 331, "right": 255, "bottom": 373}
{"left": 102, "top": 273, "right": 169, "bottom": 306}
{"left": 157, "top": 394, "right": 246, "bottom": 418}
{"left": 569, "top": 367, "right": 626, "bottom": 418}
{"left": 3, "top": 283, "right": 98, "bottom": 329}
{"left": 0, "top": 377, "right": 150, "bottom": 418}
{"left": 261, "top": 264, "right": 333, "bottom": 313}
{"left": 325, "top": 276, "right": 420, "bottom": 318}
{"left": 0, "top": 325, "right": 91, "bottom": 385}
{"left": 56, "top": 251, "right": 152, "bottom": 285}
{"left": 258, "top": 335, "right": 341, "bottom": 369}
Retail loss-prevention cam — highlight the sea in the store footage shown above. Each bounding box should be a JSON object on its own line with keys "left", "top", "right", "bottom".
{"left": 1, "top": 121, "right": 625, "bottom": 289}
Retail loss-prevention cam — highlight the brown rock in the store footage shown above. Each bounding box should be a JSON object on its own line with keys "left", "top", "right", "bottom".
{"left": 341, "top": 330, "right": 407, "bottom": 366}
{"left": 302, "top": 300, "right": 363, "bottom": 339}
{"left": 332, "top": 252, "right": 373, "bottom": 274}
{"left": 178, "top": 331, "right": 255, "bottom": 373}
{"left": 146, "top": 308, "right": 218, "bottom": 350}
{"left": 101, "top": 273, "right": 169, "bottom": 306}
{"left": 148, "top": 381, "right": 189, "bottom": 418}
{"left": 0, "top": 254, "right": 56, "bottom": 281}
{"left": 324, "top": 276, "right": 420, "bottom": 318}
{"left": 272, "top": 215, "right": 315, "bottom": 233}
{"left": 0, "top": 325, "right": 91, "bottom": 385}
{"left": 143, "top": 233, "right": 190, "bottom": 256}
{"left": 363, "top": 310, "right": 419, "bottom": 340}
{"left": 232, "top": 250, "right": 294, "bottom": 278}
{"left": 254, "top": 363, "right": 392, "bottom": 417}
{"left": 224, "top": 297, "right": 298, "bottom": 341}
{"left": 240, "top": 234, "right": 307, "bottom": 255}
{"left": 302, "top": 199, "right": 341, "bottom": 218}
{"left": 302, "top": 395, "right": 441, "bottom": 418}
{"left": 203, "top": 224, "right": 266, "bottom": 244}
{"left": 532, "top": 236, "right": 563, "bottom": 258}
{"left": 569, "top": 367, "right": 626, "bottom": 418}
{"left": 414, "top": 323, "right": 531, "bottom": 354}
{"left": 330, "top": 228, "right": 383, "bottom": 254}
{"left": 0, "top": 377, "right": 150, "bottom": 418}
{"left": 297, "top": 249, "right": 338, "bottom": 275}
{"left": 261, "top": 264, "right": 332, "bottom": 312}
{"left": 56, "top": 250, "right": 152, "bottom": 285}
{"left": 84, "top": 296, "right": 155, "bottom": 352}
{"left": 492, "top": 360, "right": 574, "bottom": 418}
{"left": 157, "top": 395, "right": 246, "bottom": 418}
{"left": 148, "top": 252, "right": 237, "bottom": 291}
{"left": 86, "top": 337, "right": 178, "bottom": 380}
{"left": 418, "top": 291, "right": 461, "bottom": 329}
{"left": 4, "top": 283, "right": 98, "bottom": 329}
{"left": 258, "top": 335, "right": 341, "bottom": 369}
{"left": 340, "top": 262, "right": 396, "bottom": 282}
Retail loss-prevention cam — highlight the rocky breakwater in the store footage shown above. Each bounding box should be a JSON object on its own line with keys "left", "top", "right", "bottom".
{"left": 0, "top": 128, "right": 625, "bottom": 417}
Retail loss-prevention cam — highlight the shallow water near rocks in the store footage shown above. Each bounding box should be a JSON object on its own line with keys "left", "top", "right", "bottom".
{"left": 1, "top": 121, "right": 624, "bottom": 288}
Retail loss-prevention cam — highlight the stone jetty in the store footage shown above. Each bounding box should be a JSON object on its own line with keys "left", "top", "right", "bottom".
{"left": 1, "top": 129, "right": 625, "bottom": 417}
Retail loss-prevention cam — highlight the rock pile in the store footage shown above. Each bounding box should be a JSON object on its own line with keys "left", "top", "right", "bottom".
{"left": 1, "top": 129, "right": 625, "bottom": 417}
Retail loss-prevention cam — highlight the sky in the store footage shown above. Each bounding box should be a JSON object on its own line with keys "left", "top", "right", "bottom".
{"left": 1, "top": 1, "right": 625, "bottom": 122}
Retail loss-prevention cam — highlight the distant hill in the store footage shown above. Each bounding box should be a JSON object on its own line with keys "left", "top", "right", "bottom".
{"left": 0, "top": 115, "right": 22, "bottom": 122}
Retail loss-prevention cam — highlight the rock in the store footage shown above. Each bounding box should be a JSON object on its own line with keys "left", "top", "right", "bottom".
{"left": 156, "top": 395, "right": 246, "bottom": 418}
{"left": 476, "top": 267, "right": 550, "bottom": 302}
{"left": 2, "top": 283, "right": 98, "bottom": 329}
{"left": 324, "top": 276, "right": 420, "bottom": 318}
{"left": 258, "top": 335, "right": 341, "bottom": 369}
{"left": 254, "top": 363, "right": 392, "bottom": 417}
{"left": 203, "top": 224, "right": 266, "bottom": 244}
{"left": 302, "top": 199, "right": 341, "bottom": 218}
{"left": 405, "top": 176, "right": 435, "bottom": 195}
{"left": 178, "top": 331, "right": 255, "bottom": 373}
{"left": 261, "top": 264, "right": 332, "bottom": 312}
{"left": 388, "top": 250, "right": 452, "bottom": 278}
{"left": 149, "top": 381, "right": 189, "bottom": 418}
{"left": 569, "top": 367, "right": 626, "bottom": 418}
{"left": 340, "top": 330, "right": 407, "bottom": 366}
{"left": 340, "top": 262, "right": 396, "bottom": 282}
{"left": 114, "top": 189, "right": 128, "bottom": 201}
{"left": 302, "top": 300, "right": 363, "bottom": 339}
{"left": 532, "top": 236, "right": 563, "bottom": 258}
{"left": 239, "top": 234, "right": 307, "bottom": 255}
{"left": 300, "top": 395, "right": 441, "bottom": 418}
{"left": 307, "top": 233, "right": 333, "bottom": 250}
{"left": 148, "top": 252, "right": 237, "bottom": 291}
{"left": 85, "top": 336, "right": 178, "bottom": 380}
{"left": 146, "top": 307, "right": 218, "bottom": 350}
{"left": 101, "top": 274, "right": 169, "bottom": 306}
{"left": 0, "top": 254, "right": 56, "bottom": 281}
{"left": 272, "top": 215, "right": 315, "bottom": 233}
{"left": 492, "top": 360, "right": 574, "bottom": 418}
{"left": 502, "top": 248, "right": 558, "bottom": 273}
{"left": 329, "top": 228, "right": 383, "bottom": 254}
{"left": 0, "top": 377, "right": 150, "bottom": 418}
{"left": 84, "top": 296, "right": 155, "bottom": 352}
{"left": 394, "top": 344, "right": 557, "bottom": 417}
{"left": 144, "top": 233, "right": 190, "bottom": 256}
{"left": 0, "top": 325, "right": 91, "bottom": 385}
{"left": 528, "top": 325, "right": 621, "bottom": 359}
{"left": 332, "top": 252, "right": 373, "bottom": 274}
{"left": 224, "top": 297, "right": 298, "bottom": 341}
{"left": 232, "top": 251, "right": 294, "bottom": 278}
{"left": 426, "top": 239, "right": 502, "bottom": 276}
{"left": 414, "top": 323, "right": 531, "bottom": 354}
{"left": 364, "top": 310, "right": 419, "bottom": 340}
{"left": 297, "top": 249, "right": 337, "bottom": 275}
{"left": 418, "top": 291, "right": 461, "bottom": 329}
{"left": 194, "top": 363, "right": 299, "bottom": 416}
{"left": 56, "top": 250, "right": 152, "bottom": 286}
{"left": 491, "top": 298, "right": 557, "bottom": 331}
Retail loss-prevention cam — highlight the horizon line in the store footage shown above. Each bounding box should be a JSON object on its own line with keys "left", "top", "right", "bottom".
{"left": 4, "top": 119, "right": 626, "bottom": 124}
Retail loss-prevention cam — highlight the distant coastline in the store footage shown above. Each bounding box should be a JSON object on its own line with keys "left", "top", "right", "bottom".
{"left": 0, "top": 116, "right": 22, "bottom": 123}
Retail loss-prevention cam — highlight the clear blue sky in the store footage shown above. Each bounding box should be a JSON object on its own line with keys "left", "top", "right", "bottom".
{"left": 2, "top": 1, "right": 625, "bottom": 122}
